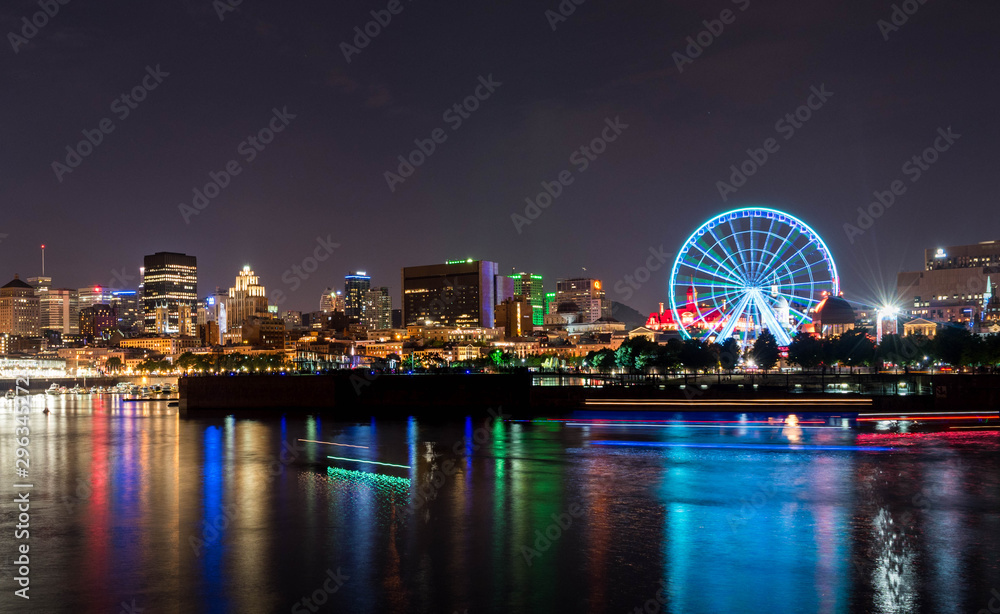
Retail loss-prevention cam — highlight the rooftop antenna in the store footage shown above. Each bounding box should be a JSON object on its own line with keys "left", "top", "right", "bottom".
{"left": 41, "top": 244, "right": 45, "bottom": 276}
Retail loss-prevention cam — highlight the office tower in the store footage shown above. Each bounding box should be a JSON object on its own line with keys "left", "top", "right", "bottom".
{"left": 225, "top": 266, "right": 269, "bottom": 330}
{"left": 39, "top": 288, "right": 78, "bottom": 335}
{"left": 401, "top": 259, "right": 499, "bottom": 328}
{"left": 111, "top": 290, "right": 141, "bottom": 334}
{"left": 345, "top": 272, "right": 371, "bottom": 318}
{"left": 320, "top": 288, "right": 336, "bottom": 313}
{"left": 79, "top": 304, "right": 115, "bottom": 341}
{"left": 496, "top": 295, "right": 534, "bottom": 338}
{"left": 554, "top": 278, "right": 609, "bottom": 323}
{"left": 509, "top": 273, "right": 546, "bottom": 326}
{"left": 545, "top": 292, "right": 556, "bottom": 314}
{"left": 495, "top": 275, "right": 514, "bottom": 304}
{"left": 77, "top": 286, "right": 117, "bottom": 311}
{"left": 897, "top": 240, "right": 1000, "bottom": 323}
{"left": 142, "top": 252, "right": 198, "bottom": 333}
{"left": 362, "top": 287, "right": 392, "bottom": 330}
{"left": 0, "top": 275, "right": 41, "bottom": 336}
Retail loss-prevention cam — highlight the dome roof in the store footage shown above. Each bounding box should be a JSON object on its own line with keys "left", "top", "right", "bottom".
{"left": 815, "top": 296, "right": 854, "bottom": 325}
{"left": 556, "top": 301, "right": 580, "bottom": 313}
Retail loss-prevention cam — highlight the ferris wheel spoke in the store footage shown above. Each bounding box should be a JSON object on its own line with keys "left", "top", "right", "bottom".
{"left": 749, "top": 291, "right": 793, "bottom": 346}
{"left": 716, "top": 291, "right": 754, "bottom": 341}
{"left": 686, "top": 246, "right": 746, "bottom": 286}
{"left": 754, "top": 218, "right": 780, "bottom": 282}
{"left": 758, "top": 225, "right": 805, "bottom": 278}
{"left": 697, "top": 231, "right": 748, "bottom": 285}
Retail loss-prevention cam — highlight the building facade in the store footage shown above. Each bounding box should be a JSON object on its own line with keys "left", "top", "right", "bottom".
{"left": 897, "top": 241, "right": 1000, "bottom": 324}
{"left": 0, "top": 276, "right": 40, "bottom": 336}
{"left": 510, "top": 273, "right": 546, "bottom": 326}
{"left": 142, "top": 252, "right": 198, "bottom": 334}
{"left": 225, "top": 266, "right": 269, "bottom": 331}
{"left": 345, "top": 273, "right": 371, "bottom": 318}
{"left": 496, "top": 296, "right": 534, "bottom": 339}
{"left": 553, "top": 278, "right": 609, "bottom": 323}
{"left": 401, "top": 260, "right": 499, "bottom": 328}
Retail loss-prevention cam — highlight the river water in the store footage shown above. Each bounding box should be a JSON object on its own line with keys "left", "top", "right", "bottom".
{"left": 1, "top": 395, "right": 998, "bottom": 613}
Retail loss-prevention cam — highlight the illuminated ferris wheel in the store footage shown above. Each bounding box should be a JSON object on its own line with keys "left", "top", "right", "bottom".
{"left": 668, "top": 207, "right": 839, "bottom": 347}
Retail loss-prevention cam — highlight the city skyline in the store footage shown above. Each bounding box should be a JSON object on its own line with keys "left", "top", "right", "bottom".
{"left": 2, "top": 3, "right": 997, "bottom": 315}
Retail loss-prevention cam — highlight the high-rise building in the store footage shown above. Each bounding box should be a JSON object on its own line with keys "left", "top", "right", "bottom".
{"left": 553, "top": 278, "right": 609, "bottom": 323}
{"left": 362, "top": 287, "right": 392, "bottom": 330}
{"left": 510, "top": 273, "right": 546, "bottom": 326}
{"left": 224, "top": 266, "right": 269, "bottom": 331}
{"left": 345, "top": 273, "right": 371, "bottom": 318}
{"left": 496, "top": 295, "right": 534, "bottom": 338}
{"left": 111, "top": 290, "right": 141, "bottom": 334}
{"left": 40, "top": 288, "right": 79, "bottom": 334}
{"left": 79, "top": 304, "right": 116, "bottom": 341}
{"left": 0, "top": 275, "right": 40, "bottom": 336}
{"left": 77, "top": 286, "right": 117, "bottom": 311}
{"left": 545, "top": 292, "right": 556, "bottom": 314}
{"left": 897, "top": 240, "right": 1000, "bottom": 323}
{"left": 142, "top": 252, "right": 198, "bottom": 333}
{"left": 401, "top": 259, "right": 499, "bottom": 328}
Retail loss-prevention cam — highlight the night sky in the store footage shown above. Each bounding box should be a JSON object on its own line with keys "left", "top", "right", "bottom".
{"left": 3, "top": 0, "right": 998, "bottom": 314}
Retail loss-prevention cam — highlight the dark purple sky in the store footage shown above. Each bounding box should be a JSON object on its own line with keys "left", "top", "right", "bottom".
{"left": 2, "top": 0, "right": 998, "bottom": 314}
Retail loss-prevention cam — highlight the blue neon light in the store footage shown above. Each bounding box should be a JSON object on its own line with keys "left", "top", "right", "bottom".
{"left": 591, "top": 441, "right": 891, "bottom": 452}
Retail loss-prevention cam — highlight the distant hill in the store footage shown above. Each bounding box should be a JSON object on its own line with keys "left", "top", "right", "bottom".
{"left": 610, "top": 301, "right": 648, "bottom": 329}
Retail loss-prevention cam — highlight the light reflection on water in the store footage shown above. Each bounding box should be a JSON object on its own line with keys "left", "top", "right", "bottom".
{"left": 0, "top": 395, "right": 997, "bottom": 613}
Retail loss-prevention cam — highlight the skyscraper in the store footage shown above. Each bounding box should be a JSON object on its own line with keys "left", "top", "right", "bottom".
{"left": 401, "top": 259, "right": 499, "bottom": 328}
{"left": 142, "top": 252, "right": 198, "bottom": 334}
{"left": 554, "top": 278, "right": 609, "bottom": 323}
{"left": 224, "top": 266, "right": 269, "bottom": 331}
{"left": 0, "top": 275, "right": 40, "bottom": 336}
{"left": 111, "top": 290, "right": 141, "bottom": 334}
{"left": 509, "top": 273, "right": 546, "bottom": 327}
{"left": 40, "top": 288, "right": 78, "bottom": 335}
{"left": 345, "top": 272, "right": 371, "bottom": 318}
{"left": 362, "top": 287, "right": 392, "bottom": 330}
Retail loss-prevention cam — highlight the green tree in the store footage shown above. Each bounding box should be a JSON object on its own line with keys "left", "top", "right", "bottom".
{"left": 749, "top": 329, "right": 780, "bottom": 372}
{"left": 787, "top": 333, "right": 823, "bottom": 370}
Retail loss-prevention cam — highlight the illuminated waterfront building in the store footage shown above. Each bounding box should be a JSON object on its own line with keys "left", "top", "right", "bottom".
{"left": 553, "top": 278, "right": 609, "bottom": 323}
{"left": 509, "top": 273, "right": 546, "bottom": 326}
{"left": 496, "top": 295, "right": 534, "bottom": 338}
{"left": 111, "top": 291, "right": 141, "bottom": 334}
{"left": 897, "top": 240, "right": 1000, "bottom": 323}
{"left": 225, "top": 266, "right": 269, "bottom": 331}
{"left": 39, "top": 287, "right": 78, "bottom": 334}
{"left": 79, "top": 304, "right": 116, "bottom": 341}
{"left": 361, "top": 287, "right": 392, "bottom": 331}
{"left": 345, "top": 273, "right": 371, "bottom": 318}
{"left": 0, "top": 275, "right": 41, "bottom": 336}
{"left": 142, "top": 252, "right": 198, "bottom": 333}
{"left": 401, "top": 259, "right": 499, "bottom": 328}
